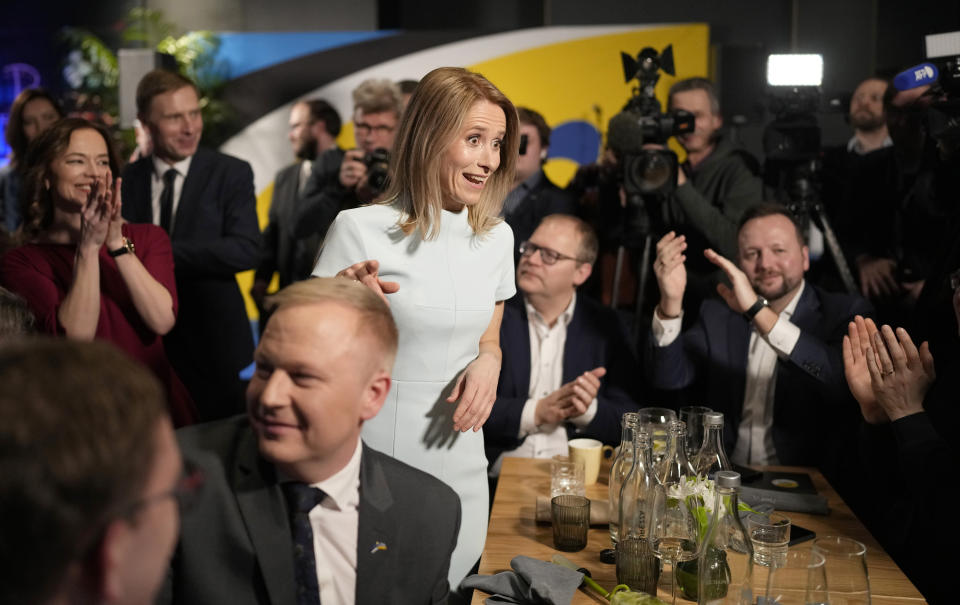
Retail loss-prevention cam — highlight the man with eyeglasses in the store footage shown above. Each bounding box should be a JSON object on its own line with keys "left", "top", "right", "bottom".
{"left": 484, "top": 214, "right": 641, "bottom": 477}
{"left": 293, "top": 79, "right": 402, "bottom": 250}
{"left": 0, "top": 338, "right": 199, "bottom": 605}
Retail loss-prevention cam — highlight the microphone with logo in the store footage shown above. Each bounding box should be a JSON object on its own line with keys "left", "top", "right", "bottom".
{"left": 892, "top": 63, "right": 940, "bottom": 92}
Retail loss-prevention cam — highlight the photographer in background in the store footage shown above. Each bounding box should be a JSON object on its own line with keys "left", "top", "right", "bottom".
{"left": 293, "top": 79, "right": 402, "bottom": 246}
{"left": 663, "top": 78, "right": 763, "bottom": 315}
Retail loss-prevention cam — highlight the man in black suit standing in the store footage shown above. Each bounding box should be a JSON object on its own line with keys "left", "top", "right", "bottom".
{"left": 502, "top": 107, "right": 577, "bottom": 262}
{"left": 164, "top": 277, "right": 460, "bottom": 605}
{"left": 486, "top": 214, "right": 639, "bottom": 475}
{"left": 251, "top": 99, "right": 342, "bottom": 313}
{"left": 122, "top": 69, "right": 260, "bottom": 422}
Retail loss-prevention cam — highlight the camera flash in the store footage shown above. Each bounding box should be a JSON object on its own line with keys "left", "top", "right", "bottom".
{"left": 766, "top": 54, "right": 823, "bottom": 87}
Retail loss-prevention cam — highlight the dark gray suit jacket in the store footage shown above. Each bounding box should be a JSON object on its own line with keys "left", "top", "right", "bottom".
{"left": 256, "top": 149, "right": 343, "bottom": 289}
{"left": 163, "top": 416, "right": 460, "bottom": 605}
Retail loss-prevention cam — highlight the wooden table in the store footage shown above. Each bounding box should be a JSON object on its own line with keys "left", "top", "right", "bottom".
{"left": 472, "top": 457, "right": 926, "bottom": 604}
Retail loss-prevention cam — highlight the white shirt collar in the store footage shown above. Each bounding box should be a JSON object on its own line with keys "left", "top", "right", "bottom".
{"left": 780, "top": 279, "right": 805, "bottom": 319}
{"left": 846, "top": 134, "right": 893, "bottom": 155}
{"left": 524, "top": 291, "right": 577, "bottom": 332}
{"left": 310, "top": 438, "right": 363, "bottom": 511}
{"left": 152, "top": 154, "right": 193, "bottom": 180}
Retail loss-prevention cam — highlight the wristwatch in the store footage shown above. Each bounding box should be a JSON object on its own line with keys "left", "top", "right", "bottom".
{"left": 108, "top": 237, "right": 135, "bottom": 258}
{"left": 743, "top": 296, "right": 769, "bottom": 320}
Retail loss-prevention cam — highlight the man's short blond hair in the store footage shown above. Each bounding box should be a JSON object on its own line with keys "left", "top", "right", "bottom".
{"left": 352, "top": 79, "right": 403, "bottom": 118}
{"left": 265, "top": 277, "right": 399, "bottom": 369}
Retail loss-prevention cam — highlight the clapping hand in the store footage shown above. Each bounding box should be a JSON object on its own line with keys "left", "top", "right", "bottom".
{"left": 704, "top": 248, "right": 758, "bottom": 313}
{"left": 842, "top": 315, "right": 886, "bottom": 423}
{"left": 864, "top": 325, "right": 935, "bottom": 422}
{"left": 105, "top": 176, "right": 126, "bottom": 252}
{"left": 80, "top": 171, "right": 115, "bottom": 250}
{"left": 653, "top": 232, "right": 687, "bottom": 318}
{"left": 534, "top": 367, "right": 606, "bottom": 426}
{"left": 336, "top": 259, "right": 400, "bottom": 304}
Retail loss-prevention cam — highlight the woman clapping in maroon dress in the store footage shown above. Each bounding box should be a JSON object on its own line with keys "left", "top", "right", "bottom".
{"left": 0, "top": 118, "right": 195, "bottom": 425}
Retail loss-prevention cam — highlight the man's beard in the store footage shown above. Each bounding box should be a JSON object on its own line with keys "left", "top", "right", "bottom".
{"left": 850, "top": 110, "right": 885, "bottom": 132}
{"left": 295, "top": 136, "right": 318, "bottom": 161}
{"left": 753, "top": 272, "right": 802, "bottom": 303}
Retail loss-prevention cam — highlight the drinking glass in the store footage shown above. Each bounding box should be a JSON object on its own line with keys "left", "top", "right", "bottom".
{"left": 679, "top": 406, "right": 712, "bottom": 460}
{"left": 551, "top": 455, "right": 585, "bottom": 498}
{"left": 813, "top": 536, "right": 872, "bottom": 605}
{"left": 649, "top": 481, "right": 700, "bottom": 605}
{"left": 748, "top": 512, "right": 791, "bottom": 568}
{"left": 754, "top": 549, "right": 828, "bottom": 605}
{"left": 551, "top": 495, "right": 591, "bottom": 551}
{"left": 637, "top": 407, "right": 676, "bottom": 467}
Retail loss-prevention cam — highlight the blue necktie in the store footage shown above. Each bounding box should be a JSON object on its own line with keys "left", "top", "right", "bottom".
{"left": 283, "top": 482, "right": 324, "bottom": 605}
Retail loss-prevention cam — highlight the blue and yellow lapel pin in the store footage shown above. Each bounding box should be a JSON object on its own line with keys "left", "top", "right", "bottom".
{"left": 370, "top": 540, "right": 387, "bottom": 554}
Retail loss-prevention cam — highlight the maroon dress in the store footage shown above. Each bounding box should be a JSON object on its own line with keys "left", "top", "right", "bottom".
{"left": 0, "top": 222, "right": 197, "bottom": 426}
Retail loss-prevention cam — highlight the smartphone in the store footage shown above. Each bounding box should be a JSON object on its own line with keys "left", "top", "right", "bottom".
{"left": 789, "top": 523, "right": 816, "bottom": 546}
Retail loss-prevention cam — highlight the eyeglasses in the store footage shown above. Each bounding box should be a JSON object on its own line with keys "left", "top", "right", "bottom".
{"left": 519, "top": 241, "right": 583, "bottom": 265}
{"left": 121, "top": 458, "right": 205, "bottom": 519}
{"left": 354, "top": 122, "right": 395, "bottom": 135}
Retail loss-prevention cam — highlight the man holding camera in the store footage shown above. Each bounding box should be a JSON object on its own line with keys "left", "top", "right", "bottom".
{"left": 502, "top": 107, "right": 577, "bottom": 262}
{"left": 663, "top": 77, "right": 763, "bottom": 313}
{"left": 292, "top": 79, "right": 402, "bottom": 248}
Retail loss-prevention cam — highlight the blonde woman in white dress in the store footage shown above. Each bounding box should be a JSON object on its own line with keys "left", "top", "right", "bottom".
{"left": 313, "top": 66, "right": 519, "bottom": 591}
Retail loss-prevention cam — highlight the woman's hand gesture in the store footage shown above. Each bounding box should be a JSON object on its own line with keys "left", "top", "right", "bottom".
{"left": 79, "top": 171, "right": 113, "bottom": 251}
{"left": 105, "top": 176, "right": 126, "bottom": 251}
{"left": 336, "top": 260, "right": 400, "bottom": 304}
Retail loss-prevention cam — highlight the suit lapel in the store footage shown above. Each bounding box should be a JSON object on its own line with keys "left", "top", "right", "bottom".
{"left": 355, "top": 446, "right": 396, "bottom": 603}
{"left": 511, "top": 301, "right": 532, "bottom": 396}
{"left": 174, "top": 148, "right": 210, "bottom": 239}
{"left": 726, "top": 310, "right": 750, "bottom": 425}
{"left": 125, "top": 159, "right": 154, "bottom": 224}
{"left": 232, "top": 430, "right": 297, "bottom": 605}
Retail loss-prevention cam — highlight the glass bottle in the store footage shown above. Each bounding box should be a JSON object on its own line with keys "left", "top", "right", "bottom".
{"left": 616, "top": 429, "right": 660, "bottom": 594}
{"left": 698, "top": 471, "right": 754, "bottom": 605}
{"left": 693, "top": 412, "right": 733, "bottom": 479}
{"left": 609, "top": 412, "right": 640, "bottom": 545}
{"left": 657, "top": 419, "right": 697, "bottom": 485}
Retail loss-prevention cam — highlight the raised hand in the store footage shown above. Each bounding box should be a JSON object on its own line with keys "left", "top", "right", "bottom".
{"left": 704, "top": 248, "right": 757, "bottom": 313}
{"left": 336, "top": 259, "right": 400, "bottom": 304}
{"left": 842, "top": 315, "right": 886, "bottom": 423}
{"left": 105, "top": 175, "right": 126, "bottom": 251}
{"left": 865, "top": 325, "right": 935, "bottom": 422}
{"left": 653, "top": 232, "right": 687, "bottom": 318}
{"left": 79, "top": 173, "right": 113, "bottom": 250}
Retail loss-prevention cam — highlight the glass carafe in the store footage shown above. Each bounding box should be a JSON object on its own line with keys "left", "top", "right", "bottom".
{"left": 657, "top": 419, "right": 696, "bottom": 485}
{"left": 616, "top": 429, "right": 660, "bottom": 594}
{"left": 694, "top": 412, "right": 732, "bottom": 479}
{"left": 609, "top": 412, "right": 640, "bottom": 545}
{"left": 698, "top": 471, "right": 754, "bottom": 605}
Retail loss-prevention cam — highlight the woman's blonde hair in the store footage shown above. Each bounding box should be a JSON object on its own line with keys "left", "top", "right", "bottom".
{"left": 380, "top": 67, "right": 518, "bottom": 239}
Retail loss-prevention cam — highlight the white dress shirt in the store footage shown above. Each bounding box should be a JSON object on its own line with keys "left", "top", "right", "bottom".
{"left": 652, "top": 282, "right": 806, "bottom": 466}
{"left": 295, "top": 439, "right": 362, "bottom": 605}
{"left": 150, "top": 155, "right": 193, "bottom": 233}
{"left": 492, "top": 293, "right": 598, "bottom": 475}
{"left": 298, "top": 159, "right": 312, "bottom": 196}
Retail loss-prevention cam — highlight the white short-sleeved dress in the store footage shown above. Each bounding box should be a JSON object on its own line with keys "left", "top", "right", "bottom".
{"left": 313, "top": 202, "right": 515, "bottom": 587}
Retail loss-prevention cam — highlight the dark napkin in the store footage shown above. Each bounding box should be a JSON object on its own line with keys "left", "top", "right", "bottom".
{"left": 462, "top": 555, "right": 584, "bottom": 604}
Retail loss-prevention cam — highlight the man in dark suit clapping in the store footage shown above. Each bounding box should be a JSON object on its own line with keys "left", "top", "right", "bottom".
{"left": 164, "top": 278, "right": 460, "bottom": 605}
{"left": 122, "top": 69, "right": 260, "bottom": 422}
{"left": 485, "top": 214, "right": 640, "bottom": 475}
